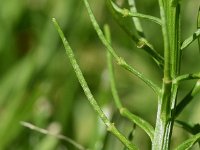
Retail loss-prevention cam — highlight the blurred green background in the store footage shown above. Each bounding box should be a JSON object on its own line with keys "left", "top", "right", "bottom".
{"left": 0, "top": 0, "right": 200, "bottom": 149}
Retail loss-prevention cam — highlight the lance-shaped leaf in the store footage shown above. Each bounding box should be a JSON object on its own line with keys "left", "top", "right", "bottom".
{"left": 175, "top": 132, "right": 200, "bottom": 150}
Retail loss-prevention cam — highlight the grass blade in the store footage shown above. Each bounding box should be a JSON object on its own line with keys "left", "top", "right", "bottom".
{"left": 21, "top": 121, "right": 86, "bottom": 150}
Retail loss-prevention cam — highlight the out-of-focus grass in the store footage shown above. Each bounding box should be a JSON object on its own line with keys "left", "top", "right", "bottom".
{"left": 0, "top": 0, "right": 199, "bottom": 149}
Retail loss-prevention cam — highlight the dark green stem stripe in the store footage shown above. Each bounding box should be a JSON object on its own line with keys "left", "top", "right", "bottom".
{"left": 52, "top": 18, "right": 137, "bottom": 150}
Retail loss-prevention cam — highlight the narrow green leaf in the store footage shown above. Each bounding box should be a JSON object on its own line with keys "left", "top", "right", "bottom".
{"left": 176, "top": 80, "right": 200, "bottom": 117}
{"left": 120, "top": 108, "right": 155, "bottom": 142}
{"left": 82, "top": 0, "right": 161, "bottom": 95}
{"left": 181, "top": 29, "right": 200, "bottom": 50}
{"left": 111, "top": 1, "right": 162, "bottom": 25}
{"left": 52, "top": 18, "right": 138, "bottom": 150}
{"left": 175, "top": 132, "right": 200, "bottom": 150}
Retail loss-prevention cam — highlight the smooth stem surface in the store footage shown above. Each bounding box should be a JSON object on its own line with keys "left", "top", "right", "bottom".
{"left": 52, "top": 18, "right": 137, "bottom": 150}
{"left": 153, "top": 1, "right": 181, "bottom": 149}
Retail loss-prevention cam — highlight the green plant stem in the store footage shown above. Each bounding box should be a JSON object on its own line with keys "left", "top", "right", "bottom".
{"left": 104, "top": 25, "right": 155, "bottom": 141}
{"left": 52, "top": 18, "right": 137, "bottom": 150}
{"left": 174, "top": 73, "right": 200, "bottom": 83}
{"left": 128, "top": 0, "right": 144, "bottom": 37}
{"left": 106, "top": 0, "right": 164, "bottom": 69}
{"left": 104, "top": 25, "right": 123, "bottom": 110}
{"left": 153, "top": 1, "right": 181, "bottom": 149}
{"left": 111, "top": 1, "right": 162, "bottom": 25}
{"left": 83, "top": 0, "right": 160, "bottom": 95}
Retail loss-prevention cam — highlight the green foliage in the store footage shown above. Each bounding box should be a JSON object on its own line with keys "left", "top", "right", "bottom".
{"left": 0, "top": 0, "right": 199, "bottom": 150}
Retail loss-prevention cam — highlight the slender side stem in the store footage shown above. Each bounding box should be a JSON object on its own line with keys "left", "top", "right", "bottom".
{"left": 174, "top": 73, "right": 200, "bottom": 83}
{"left": 104, "top": 25, "right": 155, "bottom": 141}
{"left": 128, "top": 0, "right": 144, "bottom": 37}
{"left": 111, "top": 1, "right": 162, "bottom": 25}
{"left": 104, "top": 25, "right": 123, "bottom": 110}
{"left": 106, "top": 0, "right": 164, "bottom": 68}
{"left": 83, "top": 0, "right": 160, "bottom": 95}
{"left": 53, "top": 18, "right": 137, "bottom": 150}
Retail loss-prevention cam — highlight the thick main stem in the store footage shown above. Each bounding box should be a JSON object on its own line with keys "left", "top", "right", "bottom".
{"left": 153, "top": 1, "right": 181, "bottom": 149}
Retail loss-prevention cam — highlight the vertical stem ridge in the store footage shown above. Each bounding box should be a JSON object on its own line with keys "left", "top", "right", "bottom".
{"left": 153, "top": 1, "right": 181, "bottom": 149}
